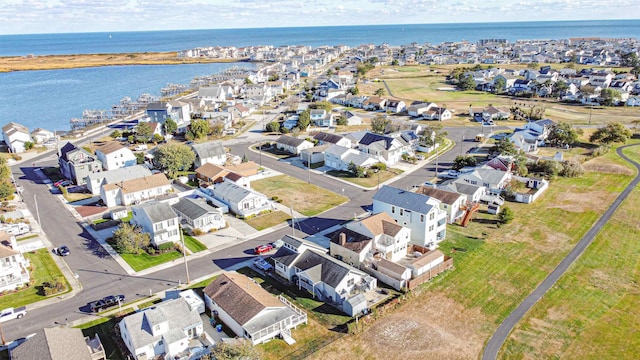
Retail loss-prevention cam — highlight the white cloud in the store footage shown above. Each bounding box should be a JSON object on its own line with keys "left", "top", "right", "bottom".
{"left": 0, "top": 0, "right": 638, "bottom": 34}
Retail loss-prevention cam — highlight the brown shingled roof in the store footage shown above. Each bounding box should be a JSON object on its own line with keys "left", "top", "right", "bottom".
{"left": 203, "top": 272, "right": 283, "bottom": 326}
{"left": 0, "top": 244, "right": 18, "bottom": 258}
{"left": 96, "top": 141, "right": 127, "bottom": 155}
{"left": 359, "top": 212, "right": 400, "bottom": 237}
{"left": 416, "top": 186, "right": 464, "bottom": 205}
{"left": 102, "top": 173, "right": 169, "bottom": 194}
{"left": 195, "top": 163, "right": 228, "bottom": 181}
{"left": 411, "top": 249, "right": 444, "bottom": 268}
{"left": 224, "top": 161, "right": 259, "bottom": 176}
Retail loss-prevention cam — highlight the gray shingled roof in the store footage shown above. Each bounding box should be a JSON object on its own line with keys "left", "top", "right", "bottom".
{"left": 171, "top": 197, "right": 220, "bottom": 220}
{"left": 276, "top": 135, "right": 308, "bottom": 147}
{"left": 314, "top": 132, "right": 345, "bottom": 144}
{"left": 213, "top": 181, "right": 261, "bottom": 203}
{"left": 372, "top": 185, "right": 435, "bottom": 214}
{"left": 11, "top": 327, "right": 93, "bottom": 360}
{"left": 293, "top": 250, "right": 352, "bottom": 288}
{"left": 87, "top": 164, "right": 151, "bottom": 184}
{"left": 191, "top": 141, "right": 225, "bottom": 159}
{"left": 119, "top": 298, "right": 202, "bottom": 353}
{"left": 132, "top": 202, "right": 177, "bottom": 224}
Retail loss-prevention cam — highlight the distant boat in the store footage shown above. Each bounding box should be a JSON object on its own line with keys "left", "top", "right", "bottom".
{"left": 109, "top": 34, "right": 112, "bottom": 39}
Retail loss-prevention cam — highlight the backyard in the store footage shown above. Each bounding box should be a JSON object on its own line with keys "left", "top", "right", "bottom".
{"left": 251, "top": 174, "right": 348, "bottom": 216}
{"left": 310, "top": 140, "right": 638, "bottom": 359}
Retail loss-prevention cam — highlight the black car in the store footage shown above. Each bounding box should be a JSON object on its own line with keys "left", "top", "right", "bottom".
{"left": 53, "top": 245, "right": 70, "bottom": 256}
{"left": 89, "top": 294, "right": 125, "bottom": 312}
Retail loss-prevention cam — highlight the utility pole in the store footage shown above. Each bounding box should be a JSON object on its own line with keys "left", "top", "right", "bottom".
{"left": 307, "top": 152, "right": 311, "bottom": 184}
{"left": 34, "top": 194, "right": 41, "bottom": 233}
{"left": 290, "top": 203, "right": 295, "bottom": 237}
{"left": 179, "top": 227, "right": 190, "bottom": 284}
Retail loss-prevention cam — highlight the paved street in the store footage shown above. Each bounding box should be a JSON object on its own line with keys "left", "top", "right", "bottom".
{"left": 3, "top": 120, "right": 485, "bottom": 341}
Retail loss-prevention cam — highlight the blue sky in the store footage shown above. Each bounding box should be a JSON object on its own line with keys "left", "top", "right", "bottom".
{"left": 1, "top": 0, "right": 638, "bottom": 35}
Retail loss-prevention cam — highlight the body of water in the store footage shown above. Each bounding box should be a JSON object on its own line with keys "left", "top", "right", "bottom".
{"left": 1, "top": 20, "right": 639, "bottom": 131}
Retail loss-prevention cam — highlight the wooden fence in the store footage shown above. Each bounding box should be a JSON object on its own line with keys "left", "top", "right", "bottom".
{"left": 406, "top": 257, "right": 454, "bottom": 291}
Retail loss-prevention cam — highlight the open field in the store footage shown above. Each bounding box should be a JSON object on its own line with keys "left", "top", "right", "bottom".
{"left": 0, "top": 52, "right": 245, "bottom": 72}
{"left": 359, "top": 65, "right": 640, "bottom": 125}
{"left": 251, "top": 174, "right": 348, "bottom": 216}
{"left": 501, "top": 144, "right": 640, "bottom": 359}
{"left": 310, "top": 141, "right": 637, "bottom": 359}
{"left": 244, "top": 210, "right": 292, "bottom": 230}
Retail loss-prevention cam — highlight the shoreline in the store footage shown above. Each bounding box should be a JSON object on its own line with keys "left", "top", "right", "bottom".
{"left": 0, "top": 52, "right": 249, "bottom": 73}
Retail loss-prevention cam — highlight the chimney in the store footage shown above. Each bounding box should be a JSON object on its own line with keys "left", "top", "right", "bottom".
{"left": 339, "top": 232, "right": 346, "bottom": 246}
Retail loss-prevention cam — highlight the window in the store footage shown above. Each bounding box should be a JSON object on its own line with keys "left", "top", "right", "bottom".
{"left": 400, "top": 209, "right": 403, "bottom": 216}
{"left": 430, "top": 212, "right": 435, "bottom": 220}
{"left": 429, "top": 225, "right": 434, "bottom": 232}
{"left": 420, "top": 214, "right": 424, "bottom": 222}
{"left": 168, "top": 219, "right": 175, "bottom": 226}
{"left": 391, "top": 206, "right": 395, "bottom": 214}
{"left": 347, "top": 278, "right": 355, "bottom": 286}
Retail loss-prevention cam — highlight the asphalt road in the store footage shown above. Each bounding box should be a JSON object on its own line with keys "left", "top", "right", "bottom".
{"left": 482, "top": 143, "right": 640, "bottom": 360}
{"left": 2, "top": 123, "right": 484, "bottom": 340}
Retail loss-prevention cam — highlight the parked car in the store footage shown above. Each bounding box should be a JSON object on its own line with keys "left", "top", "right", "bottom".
{"left": 439, "top": 170, "right": 460, "bottom": 179}
{"left": 270, "top": 239, "right": 284, "bottom": 249}
{"left": 253, "top": 258, "right": 273, "bottom": 272}
{"left": 416, "top": 154, "right": 425, "bottom": 160}
{"left": 89, "top": 294, "right": 125, "bottom": 312}
{"left": 133, "top": 144, "right": 148, "bottom": 151}
{"left": 53, "top": 245, "right": 70, "bottom": 256}
{"left": 0, "top": 307, "right": 27, "bottom": 323}
{"left": 254, "top": 244, "right": 273, "bottom": 254}
{"left": 54, "top": 180, "right": 71, "bottom": 187}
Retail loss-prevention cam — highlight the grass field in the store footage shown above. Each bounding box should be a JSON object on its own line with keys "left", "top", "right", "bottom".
{"left": 119, "top": 250, "right": 182, "bottom": 272}
{"left": 311, "top": 140, "right": 637, "bottom": 359}
{"left": 0, "top": 249, "right": 70, "bottom": 309}
{"left": 500, "top": 143, "right": 640, "bottom": 359}
{"left": 244, "top": 210, "right": 292, "bottom": 230}
{"left": 182, "top": 233, "right": 207, "bottom": 253}
{"left": 360, "top": 65, "right": 640, "bottom": 126}
{"left": 251, "top": 174, "right": 348, "bottom": 216}
{"left": 327, "top": 168, "right": 402, "bottom": 188}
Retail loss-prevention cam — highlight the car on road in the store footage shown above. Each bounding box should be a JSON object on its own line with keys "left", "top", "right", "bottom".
{"left": 53, "top": 245, "right": 70, "bottom": 256}
{"left": 0, "top": 307, "right": 27, "bottom": 323}
{"left": 53, "top": 180, "right": 71, "bottom": 187}
{"left": 253, "top": 258, "right": 273, "bottom": 272}
{"left": 439, "top": 170, "right": 461, "bottom": 179}
{"left": 416, "top": 154, "right": 425, "bottom": 160}
{"left": 254, "top": 244, "right": 273, "bottom": 254}
{"left": 89, "top": 294, "right": 125, "bottom": 312}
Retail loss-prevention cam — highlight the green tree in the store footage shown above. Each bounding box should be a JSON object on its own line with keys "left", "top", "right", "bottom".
{"left": 298, "top": 109, "right": 311, "bottom": 129}
{"left": 419, "top": 124, "right": 448, "bottom": 147}
{"left": 347, "top": 86, "right": 360, "bottom": 95}
{"left": 113, "top": 223, "right": 150, "bottom": 254}
{"left": 268, "top": 74, "right": 279, "bottom": 81}
{"left": 459, "top": 74, "right": 476, "bottom": 91}
{"left": 244, "top": 77, "right": 253, "bottom": 85}
{"left": 621, "top": 52, "right": 639, "bottom": 68}
{"left": 211, "top": 123, "right": 225, "bottom": 137}
{"left": 589, "top": 122, "right": 632, "bottom": 144}
{"left": 492, "top": 138, "right": 518, "bottom": 156}
{"left": 452, "top": 155, "right": 477, "bottom": 170}
{"left": 154, "top": 143, "right": 196, "bottom": 177}
{"left": 348, "top": 161, "right": 366, "bottom": 178}
{"left": 494, "top": 77, "right": 506, "bottom": 94}
{"left": 599, "top": 88, "right": 620, "bottom": 106}
{"left": 370, "top": 115, "right": 391, "bottom": 134}
{"left": 110, "top": 130, "right": 122, "bottom": 139}
{"left": 311, "top": 101, "right": 333, "bottom": 112}
{"left": 0, "top": 158, "right": 10, "bottom": 181}
{"left": 152, "top": 133, "right": 164, "bottom": 144}
{"left": 164, "top": 118, "right": 178, "bottom": 135}
{"left": 24, "top": 141, "right": 34, "bottom": 150}
{"left": 374, "top": 87, "right": 386, "bottom": 96}
{"left": 498, "top": 207, "right": 514, "bottom": 225}
{"left": 135, "top": 122, "right": 153, "bottom": 141}
{"left": 135, "top": 152, "right": 145, "bottom": 164}
{"left": 188, "top": 119, "right": 210, "bottom": 139}
{"left": 548, "top": 122, "right": 581, "bottom": 147}
{"left": 326, "top": 68, "right": 334, "bottom": 76}
{"left": 0, "top": 180, "right": 13, "bottom": 199}
{"left": 391, "top": 59, "right": 399, "bottom": 66}
{"left": 265, "top": 121, "right": 281, "bottom": 133}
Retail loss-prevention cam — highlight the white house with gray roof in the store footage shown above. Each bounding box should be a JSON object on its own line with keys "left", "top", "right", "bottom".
{"left": 210, "top": 180, "right": 271, "bottom": 218}
{"left": 119, "top": 298, "right": 203, "bottom": 360}
{"left": 131, "top": 202, "right": 180, "bottom": 247}
{"left": 190, "top": 141, "right": 226, "bottom": 168}
{"left": 2, "top": 122, "right": 32, "bottom": 154}
{"left": 271, "top": 238, "right": 377, "bottom": 316}
{"left": 456, "top": 167, "right": 511, "bottom": 195}
{"left": 372, "top": 185, "right": 447, "bottom": 247}
{"left": 86, "top": 164, "right": 151, "bottom": 195}
{"left": 275, "top": 135, "right": 314, "bottom": 155}
{"left": 324, "top": 144, "right": 377, "bottom": 171}
{"left": 171, "top": 197, "right": 225, "bottom": 233}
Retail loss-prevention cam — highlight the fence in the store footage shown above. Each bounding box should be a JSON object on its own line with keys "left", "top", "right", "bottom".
{"left": 406, "top": 257, "right": 454, "bottom": 291}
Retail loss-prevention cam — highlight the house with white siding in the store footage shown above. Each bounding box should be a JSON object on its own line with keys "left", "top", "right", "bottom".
{"left": 275, "top": 135, "right": 314, "bottom": 155}
{"left": 2, "top": 122, "right": 32, "bottom": 154}
{"left": 171, "top": 197, "right": 225, "bottom": 233}
{"left": 131, "top": 201, "right": 180, "bottom": 247}
{"left": 95, "top": 142, "right": 137, "bottom": 171}
{"left": 100, "top": 173, "right": 171, "bottom": 207}
{"left": 191, "top": 141, "right": 226, "bottom": 168}
{"left": 210, "top": 180, "right": 271, "bottom": 218}
{"left": 86, "top": 165, "right": 152, "bottom": 195}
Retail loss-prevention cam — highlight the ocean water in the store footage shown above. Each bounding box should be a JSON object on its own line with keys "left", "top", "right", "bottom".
{"left": 1, "top": 20, "right": 639, "bottom": 131}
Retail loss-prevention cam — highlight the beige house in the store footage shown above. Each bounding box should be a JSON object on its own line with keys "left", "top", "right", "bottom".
{"left": 100, "top": 173, "right": 171, "bottom": 207}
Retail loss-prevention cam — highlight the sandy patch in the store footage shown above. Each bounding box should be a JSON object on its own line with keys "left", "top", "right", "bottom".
{"left": 309, "top": 292, "right": 488, "bottom": 360}
{"left": 546, "top": 191, "right": 613, "bottom": 213}
{"left": 582, "top": 157, "right": 635, "bottom": 175}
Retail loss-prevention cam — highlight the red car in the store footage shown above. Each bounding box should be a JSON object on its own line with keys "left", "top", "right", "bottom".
{"left": 254, "top": 244, "right": 273, "bottom": 254}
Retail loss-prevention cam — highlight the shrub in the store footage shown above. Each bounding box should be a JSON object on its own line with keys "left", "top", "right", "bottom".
{"left": 157, "top": 242, "right": 174, "bottom": 252}
{"left": 42, "top": 278, "right": 66, "bottom": 296}
{"left": 192, "top": 228, "right": 204, "bottom": 236}
{"left": 560, "top": 160, "right": 584, "bottom": 178}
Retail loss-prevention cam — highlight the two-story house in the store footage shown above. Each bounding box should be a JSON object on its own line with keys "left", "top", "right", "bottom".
{"left": 415, "top": 186, "right": 468, "bottom": 224}
{"left": 190, "top": 141, "right": 226, "bottom": 168}
{"left": 457, "top": 167, "right": 512, "bottom": 195}
{"left": 86, "top": 165, "right": 151, "bottom": 195}
{"left": 146, "top": 101, "right": 191, "bottom": 133}
{"left": 309, "top": 109, "right": 334, "bottom": 127}
{"left": 2, "top": 122, "right": 32, "bottom": 154}
{"left": 0, "top": 234, "right": 30, "bottom": 293}
{"left": 95, "top": 142, "right": 137, "bottom": 171}
{"left": 131, "top": 201, "right": 180, "bottom": 247}
{"left": 357, "top": 132, "right": 411, "bottom": 166}
{"left": 100, "top": 173, "right": 171, "bottom": 207}
{"left": 372, "top": 185, "right": 447, "bottom": 247}
{"left": 119, "top": 298, "right": 203, "bottom": 360}
{"left": 58, "top": 142, "right": 103, "bottom": 185}
{"left": 171, "top": 197, "right": 225, "bottom": 233}
{"left": 313, "top": 132, "right": 352, "bottom": 148}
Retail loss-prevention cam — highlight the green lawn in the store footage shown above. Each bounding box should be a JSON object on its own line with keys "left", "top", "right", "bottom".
{"left": 183, "top": 233, "right": 207, "bottom": 252}
{"left": 77, "top": 316, "right": 130, "bottom": 360}
{"left": 0, "top": 249, "right": 70, "bottom": 309}
{"left": 499, "top": 144, "right": 640, "bottom": 359}
{"left": 327, "top": 168, "right": 403, "bottom": 188}
{"left": 252, "top": 175, "right": 348, "bottom": 216}
{"left": 119, "top": 251, "right": 182, "bottom": 272}
{"left": 244, "top": 211, "right": 292, "bottom": 230}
